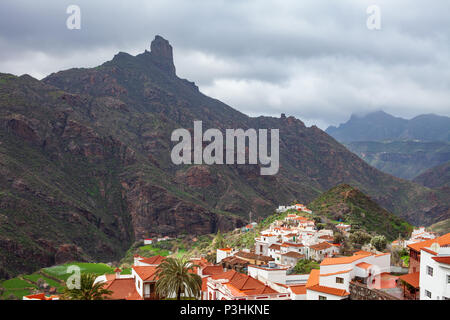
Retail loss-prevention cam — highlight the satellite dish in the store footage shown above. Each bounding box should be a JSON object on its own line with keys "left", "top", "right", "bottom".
{"left": 430, "top": 242, "right": 440, "bottom": 253}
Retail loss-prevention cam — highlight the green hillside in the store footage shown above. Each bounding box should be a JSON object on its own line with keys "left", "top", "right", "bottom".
{"left": 308, "top": 184, "right": 413, "bottom": 240}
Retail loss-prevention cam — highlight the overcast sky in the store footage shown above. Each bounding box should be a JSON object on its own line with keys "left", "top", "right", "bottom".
{"left": 0, "top": 0, "right": 449, "bottom": 129}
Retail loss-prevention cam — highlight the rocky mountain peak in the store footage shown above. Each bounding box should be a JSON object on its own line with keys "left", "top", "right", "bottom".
{"left": 150, "top": 35, "right": 176, "bottom": 75}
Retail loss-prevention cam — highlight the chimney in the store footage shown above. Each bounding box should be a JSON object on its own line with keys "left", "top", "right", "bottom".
{"left": 115, "top": 268, "right": 122, "bottom": 279}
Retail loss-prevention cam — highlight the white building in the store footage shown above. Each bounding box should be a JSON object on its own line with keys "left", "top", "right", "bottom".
{"left": 216, "top": 248, "right": 235, "bottom": 264}
{"left": 419, "top": 243, "right": 450, "bottom": 300}
{"left": 143, "top": 238, "right": 153, "bottom": 245}
{"left": 255, "top": 233, "right": 279, "bottom": 256}
{"left": 305, "top": 251, "right": 391, "bottom": 300}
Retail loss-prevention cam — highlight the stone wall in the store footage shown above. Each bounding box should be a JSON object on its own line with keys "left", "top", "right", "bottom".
{"left": 349, "top": 282, "right": 400, "bottom": 300}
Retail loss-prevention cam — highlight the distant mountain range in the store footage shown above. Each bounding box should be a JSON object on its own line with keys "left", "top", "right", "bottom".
{"left": 0, "top": 36, "right": 448, "bottom": 277}
{"left": 326, "top": 111, "right": 450, "bottom": 143}
{"left": 345, "top": 141, "right": 450, "bottom": 180}
{"left": 326, "top": 111, "right": 450, "bottom": 180}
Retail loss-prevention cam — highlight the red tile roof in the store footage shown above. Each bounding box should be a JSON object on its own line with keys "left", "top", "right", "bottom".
{"left": 281, "top": 251, "right": 304, "bottom": 259}
{"left": 432, "top": 256, "right": 450, "bottom": 265}
{"left": 132, "top": 266, "right": 158, "bottom": 281}
{"left": 103, "top": 278, "right": 142, "bottom": 300}
{"left": 354, "top": 250, "right": 373, "bottom": 255}
{"left": 356, "top": 262, "right": 372, "bottom": 270}
{"left": 269, "top": 244, "right": 281, "bottom": 250}
{"left": 235, "top": 251, "right": 274, "bottom": 262}
{"left": 321, "top": 252, "right": 372, "bottom": 266}
{"left": 407, "top": 233, "right": 450, "bottom": 252}
{"left": 211, "top": 270, "right": 279, "bottom": 297}
{"left": 281, "top": 242, "right": 304, "bottom": 247}
{"left": 307, "top": 284, "right": 350, "bottom": 297}
{"left": 202, "top": 265, "right": 224, "bottom": 276}
{"left": 310, "top": 242, "right": 333, "bottom": 251}
{"left": 320, "top": 269, "right": 352, "bottom": 277}
{"left": 138, "top": 255, "right": 165, "bottom": 266}
{"left": 399, "top": 272, "right": 420, "bottom": 288}
{"left": 306, "top": 269, "right": 320, "bottom": 288}
{"left": 289, "top": 285, "right": 306, "bottom": 295}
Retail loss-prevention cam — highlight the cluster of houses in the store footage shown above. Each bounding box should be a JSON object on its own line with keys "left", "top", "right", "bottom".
{"left": 392, "top": 226, "right": 437, "bottom": 249}
{"left": 23, "top": 206, "right": 450, "bottom": 301}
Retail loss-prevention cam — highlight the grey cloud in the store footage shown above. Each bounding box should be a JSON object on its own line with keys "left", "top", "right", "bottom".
{"left": 0, "top": 0, "right": 449, "bottom": 128}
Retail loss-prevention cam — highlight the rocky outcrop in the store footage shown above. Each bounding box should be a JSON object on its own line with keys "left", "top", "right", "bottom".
{"left": 124, "top": 180, "right": 245, "bottom": 238}
{"left": 149, "top": 35, "right": 176, "bottom": 75}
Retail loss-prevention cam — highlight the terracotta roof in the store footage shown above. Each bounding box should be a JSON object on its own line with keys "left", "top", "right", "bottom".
{"left": 132, "top": 266, "right": 158, "bottom": 281}
{"left": 307, "top": 284, "right": 350, "bottom": 297}
{"left": 191, "top": 257, "right": 212, "bottom": 269}
{"left": 221, "top": 256, "right": 250, "bottom": 266}
{"left": 421, "top": 247, "right": 438, "bottom": 255}
{"left": 218, "top": 248, "right": 233, "bottom": 252}
{"left": 138, "top": 255, "right": 165, "bottom": 266}
{"left": 269, "top": 244, "right": 281, "bottom": 250}
{"left": 356, "top": 262, "right": 372, "bottom": 270}
{"left": 319, "top": 235, "right": 334, "bottom": 241}
{"left": 432, "top": 256, "right": 450, "bottom": 265}
{"left": 235, "top": 251, "right": 274, "bottom": 262}
{"left": 306, "top": 269, "right": 320, "bottom": 288}
{"left": 407, "top": 233, "right": 450, "bottom": 252}
{"left": 320, "top": 253, "right": 369, "bottom": 266}
{"left": 354, "top": 250, "right": 373, "bottom": 255}
{"left": 310, "top": 242, "right": 333, "bottom": 251}
{"left": 281, "top": 251, "right": 304, "bottom": 259}
{"left": 284, "top": 233, "right": 298, "bottom": 237}
{"left": 289, "top": 285, "right": 306, "bottom": 295}
{"left": 281, "top": 242, "right": 304, "bottom": 247}
{"left": 320, "top": 269, "right": 352, "bottom": 277}
{"left": 399, "top": 272, "right": 420, "bottom": 288}
{"left": 211, "top": 270, "right": 279, "bottom": 297}
{"left": 375, "top": 252, "right": 390, "bottom": 257}
{"left": 202, "top": 265, "right": 224, "bottom": 276}
{"left": 103, "top": 278, "right": 142, "bottom": 300}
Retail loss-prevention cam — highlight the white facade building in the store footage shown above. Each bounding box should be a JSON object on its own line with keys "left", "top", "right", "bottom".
{"left": 419, "top": 243, "right": 450, "bottom": 300}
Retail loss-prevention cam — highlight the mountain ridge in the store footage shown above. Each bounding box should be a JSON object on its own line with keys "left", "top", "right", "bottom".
{"left": 0, "top": 35, "right": 448, "bottom": 277}
{"left": 326, "top": 111, "right": 450, "bottom": 142}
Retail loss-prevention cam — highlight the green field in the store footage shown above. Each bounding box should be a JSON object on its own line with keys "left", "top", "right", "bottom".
{"left": 0, "top": 262, "right": 124, "bottom": 300}
{"left": 0, "top": 278, "right": 37, "bottom": 300}
{"left": 42, "top": 262, "right": 116, "bottom": 281}
{"left": 139, "top": 245, "right": 170, "bottom": 257}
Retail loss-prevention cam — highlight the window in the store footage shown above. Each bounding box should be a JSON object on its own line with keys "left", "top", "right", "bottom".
{"left": 427, "top": 266, "right": 433, "bottom": 277}
{"left": 447, "top": 275, "right": 450, "bottom": 284}
{"left": 319, "top": 296, "right": 327, "bottom": 300}
{"left": 336, "top": 277, "right": 344, "bottom": 284}
{"left": 425, "top": 290, "right": 431, "bottom": 298}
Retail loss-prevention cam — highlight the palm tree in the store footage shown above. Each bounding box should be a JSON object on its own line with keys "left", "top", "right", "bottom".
{"left": 155, "top": 257, "right": 202, "bottom": 300}
{"left": 62, "top": 273, "right": 112, "bottom": 300}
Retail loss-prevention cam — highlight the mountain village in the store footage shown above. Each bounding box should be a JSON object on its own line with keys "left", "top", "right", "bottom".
{"left": 23, "top": 204, "right": 450, "bottom": 301}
